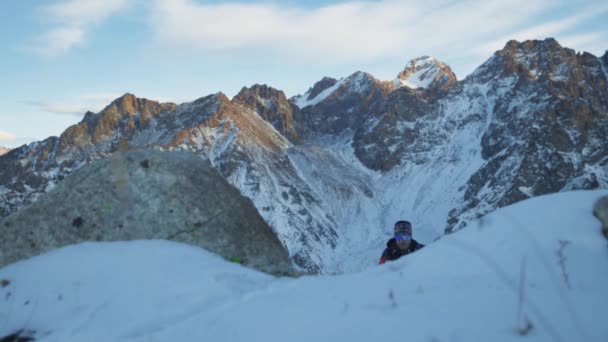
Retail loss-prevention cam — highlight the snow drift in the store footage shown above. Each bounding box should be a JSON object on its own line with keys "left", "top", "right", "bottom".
{"left": 1, "top": 190, "right": 607, "bottom": 341}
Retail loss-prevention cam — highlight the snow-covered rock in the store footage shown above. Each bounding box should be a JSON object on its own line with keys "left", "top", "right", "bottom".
{"left": 1, "top": 190, "right": 606, "bottom": 341}
{"left": 393, "top": 56, "right": 457, "bottom": 91}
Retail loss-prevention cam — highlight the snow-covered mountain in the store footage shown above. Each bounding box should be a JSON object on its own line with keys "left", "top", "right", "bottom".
{"left": 1, "top": 190, "right": 607, "bottom": 341}
{"left": 0, "top": 38, "right": 607, "bottom": 274}
{"left": 393, "top": 55, "right": 457, "bottom": 91}
{"left": 0, "top": 92, "right": 341, "bottom": 272}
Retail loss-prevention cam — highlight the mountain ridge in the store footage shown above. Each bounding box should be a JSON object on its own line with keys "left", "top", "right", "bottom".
{"left": 1, "top": 37, "right": 607, "bottom": 273}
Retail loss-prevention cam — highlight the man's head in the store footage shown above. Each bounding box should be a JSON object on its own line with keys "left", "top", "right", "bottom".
{"left": 394, "top": 220, "right": 412, "bottom": 250}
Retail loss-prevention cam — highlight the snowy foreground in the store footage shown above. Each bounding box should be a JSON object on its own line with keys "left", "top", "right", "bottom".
{"left": 1, "top": 190, "right": 607, "bottom": 341}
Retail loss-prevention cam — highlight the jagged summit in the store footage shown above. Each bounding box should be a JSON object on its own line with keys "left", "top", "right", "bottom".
{"left": 306, "top": 77, "right": 338, "bottom": 101}
{"left": 503, "top": 37, "right": 563, "bottom": 52}
{"left": 292, "top": 71, "right": 388, "bottom": 109}
{"left": 292, "top": 56, "right": 457, "bottom": 111}
{"left": 344, "top": 71, "right": 382, "bottom": 91}
{"left": 101, "top": 93, "right": 172, "bottom": 117}
{"left": 234, "top": 84, "right": 288, "bottom": 104}
{"left": 290, "top": 77, "right": 337, "bottom": 108}
{"left": 232, "top": 84, "right": 300, "bottom": 142}
{"left": 394, "top": 56, "right": 457, "bottom": 91}
{"left": 212, "top": 91, "right": 231, "bottom": 104}
{"left": 468, "top": 37, "right": 588, "bottom": 82}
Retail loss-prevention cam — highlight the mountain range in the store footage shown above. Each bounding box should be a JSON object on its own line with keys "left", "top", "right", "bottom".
{"left": 1, "top": 38, "right": 607, "bottom": 273}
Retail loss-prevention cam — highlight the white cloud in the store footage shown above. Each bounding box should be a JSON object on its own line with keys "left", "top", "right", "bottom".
{"left": 46, "top": 0, "right": 131, "bottom": 26}
{"left": 471, "top": 4, "right": 608, "bottom": 59}
{"left": 559, "top": 32, "right": 607, "bottom": 53}
{"left": 30, "top": 0, "right": 131, "bottom": 56}
{"left": 0, "top": 131, "right": 17, "bottom": 142}
{"left": 30, "top": 27, "right": 85, "bottom": 57}
{"left": 148, "top": 0, "right": 607, "bottom": 77}
{"left": 27, "top": 0, "right": 608, "bottom": 75}
{"left": 24, "top": 93, "right": 123, "bottom": 116}
{"left": 149, "top": 0, "right": 551, "bottom": 60}
{"left": 150, "top": 0, "right": 408, "bottom": 61}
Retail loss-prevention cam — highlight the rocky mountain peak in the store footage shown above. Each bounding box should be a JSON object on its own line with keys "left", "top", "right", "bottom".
{"left": 59, "top": 94, "right": 178, "bottom": 148}
{"left": 232, "top": 84, "right": 300, "bottom": 142}
{"left": 103, "top": 93, "right": 167, "bottom": 117}
{"left": 289, "top": 77, "right": 337, "bottom": 109}
{"left": 345, "top": 71, "right": 376, "bottom": 88}
{"left": 470, "top": 38, "right": 578, "bottom": 82}
{"left": 112, "top": 93, "right": 139, "bottom": 114}
{"left": 306, "top": 77, "right": 338, "bottom": 101}
{"left": 233, "top": 84, "right": 289, "bottom": 105}
{"left": 500, "top": 38, "right": 571, "bottom": 64}
{"left": 213, "top": 92, "right": 233, "bottom": 110}
{"left": 0, "top": 147, "right": 11, "bottom": 156}
{"left": 82, "top": 110, "right": 96, "bottom": 121}
{"left": 503, "top": 37, "right": 563, "bottom": 53}
{"left": 394, "top": 56, "right": 457, "bottom": 91}
{"left": 336, "top": 71, "right": 393, "bottom": 98}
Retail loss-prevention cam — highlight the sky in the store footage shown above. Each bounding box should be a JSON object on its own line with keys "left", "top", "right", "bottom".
{"left": 0, "top": 0, "right": 607, "bottom": 148}
{"left": 1, "top": 190, "right": 607, "bottom": 341}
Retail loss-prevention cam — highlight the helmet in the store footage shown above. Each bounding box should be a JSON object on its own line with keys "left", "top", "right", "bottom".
{"left": 394, "top": 220, "right": 412, "bottom": 235}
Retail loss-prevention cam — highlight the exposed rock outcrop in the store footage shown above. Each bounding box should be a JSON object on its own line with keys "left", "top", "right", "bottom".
{"left": 232, "top": 84, "right": 302, "bottom": 143}
{"left": 394, "top": 56, "right": 457, "bottom": 92}
{"left": 297, "top": 72, "right": 393, "bottom": 136}
{"left": 0, "top": 149, "right": 294, "bottom": 275}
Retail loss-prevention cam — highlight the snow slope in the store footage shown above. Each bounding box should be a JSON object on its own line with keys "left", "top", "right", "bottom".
{"left": 394, "top": 56, "right": 439, "bottom": 89}
{"left": 293, "top": 78, "right": 345, "bottom": 109}
{"left": 1, "top": 190, "right": 607, "bottom": 341}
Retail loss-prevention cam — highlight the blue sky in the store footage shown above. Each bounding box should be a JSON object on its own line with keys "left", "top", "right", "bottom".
{"left": 0, "top": 0, "right": 607, "bottom": 148}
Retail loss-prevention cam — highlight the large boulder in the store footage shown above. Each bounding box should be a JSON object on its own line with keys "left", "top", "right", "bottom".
{"left": 0, "top": 149, "right": 293, "bottom": 275}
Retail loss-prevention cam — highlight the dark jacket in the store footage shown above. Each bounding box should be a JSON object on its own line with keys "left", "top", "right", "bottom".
{"left": 379, "top": 238, "right": 424, "bottom": 264}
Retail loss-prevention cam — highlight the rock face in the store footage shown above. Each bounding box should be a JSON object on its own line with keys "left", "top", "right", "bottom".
{"left": 0, "top": 149, "right": 293, "bottom": 275}
{"left": 291, "top": 77, "right": 338, "bottom": 108}
{"left": 394, "top": 56, "right": 457, "bottom": 91}
{"left": 296, "top": 72, "right": 394, "bottom": 137}
{"left": 446, "top": 38, "right": 608, "bottom": 230}
{"left": 1, "top": 38, "right": 607, "bottom": 273}
{"left": 593, "top": 195, "right": 608, "bottom": 239}
{"left": 232, "top": 84, "right": 302, "bottom": 143}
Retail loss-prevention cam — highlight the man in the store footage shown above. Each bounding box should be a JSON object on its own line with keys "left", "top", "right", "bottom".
{"left": 379, "top": 220, "right": 424, "bottom": 264}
